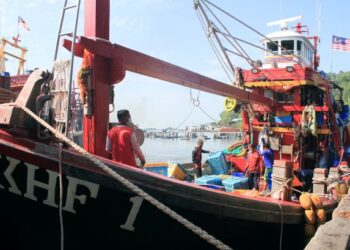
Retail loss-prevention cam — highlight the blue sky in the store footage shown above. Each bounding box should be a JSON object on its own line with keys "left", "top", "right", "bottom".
{"left": 1, "top": 0, "right": 349, "bottom": 129}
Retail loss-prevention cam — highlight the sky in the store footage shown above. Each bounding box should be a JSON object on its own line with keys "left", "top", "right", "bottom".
{"left": 0, "top": 0, "right": 349, "bottom": 129}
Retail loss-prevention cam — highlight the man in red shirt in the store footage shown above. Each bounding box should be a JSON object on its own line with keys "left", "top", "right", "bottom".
{"left": 244, "top": 143, "right": 263, "bottom": 190}
{"left": 106, "top": 110, "right": 145, "bottom": 168}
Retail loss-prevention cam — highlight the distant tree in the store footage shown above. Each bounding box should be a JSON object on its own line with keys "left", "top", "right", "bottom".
{"left": 329, "top": 71, "right": 350, "bottom": 104}
{"left": 219, "top": 111, "right": 233, "bottom": 126}
{"left": 218, "top": 110, "right": 241, "bottom": 126}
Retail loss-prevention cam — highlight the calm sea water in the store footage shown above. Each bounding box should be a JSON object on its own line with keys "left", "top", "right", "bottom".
{"left": 141, "top": 136, "right": 238, "bottom": 164}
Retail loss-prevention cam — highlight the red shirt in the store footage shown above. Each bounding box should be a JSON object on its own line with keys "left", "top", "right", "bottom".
{"left": 246, "top": 150, "right": 263, "bottom": 173}
{"left": 107, "top": 126, "right": 137, "bottom": 167}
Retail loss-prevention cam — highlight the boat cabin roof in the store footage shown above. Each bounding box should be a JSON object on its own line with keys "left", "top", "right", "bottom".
{"left": 261, "top": 30, "right": 315, "bottom": 69}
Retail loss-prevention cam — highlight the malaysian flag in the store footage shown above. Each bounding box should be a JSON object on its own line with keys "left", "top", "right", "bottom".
{"left": 18, "top": 16, "right": 31, "bottom": 31}
{"left": 332, "top": 35, "right": 350, "bottom": 52}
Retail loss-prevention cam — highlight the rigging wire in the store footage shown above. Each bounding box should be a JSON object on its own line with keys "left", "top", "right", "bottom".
{"left": 191, "top": 89, "right": 219, "bottom": 122}
{"left": 198, "top": 105, "right": 219, "bottom": 122}
{"left": 197, "top": 2, "right": 238, "bottom": 73}
{"left": 315, "top": 0, "right": 322, "bottom": 36}
{"left": 176, "top": 88, "right": 219, "bottom": 129}
{"left": 200, "top": 0, "right": 252, "bottom": 66}
{"left": 175, "top": 106, "right": 195, "bottom": 129}
{"left": 202, "top": 0, "right": 303, "bottom": 65}
{"left": 195, "top": 7, "right": 234, "bottom": 82}
{"left": 218, "top": 30, "right": 300, "bottom": 65}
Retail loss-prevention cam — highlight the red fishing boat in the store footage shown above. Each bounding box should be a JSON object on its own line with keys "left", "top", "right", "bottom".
{"left": 0, "top": 36, "right": 31, "bottom": 103}
{"left": 0, "top": 1, "right": 345, "bottom": 250}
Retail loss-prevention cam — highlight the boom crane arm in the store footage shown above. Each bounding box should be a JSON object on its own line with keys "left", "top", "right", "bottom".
{"left": 64, "top": 36, "right": 274, "bottom": 107}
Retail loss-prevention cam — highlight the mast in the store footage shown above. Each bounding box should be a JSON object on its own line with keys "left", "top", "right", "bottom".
{"left": 82, "top": 0, "right": 112, "bottom": 157}
{"left": 67, "top": 0, "right": 273, "bottom": 157}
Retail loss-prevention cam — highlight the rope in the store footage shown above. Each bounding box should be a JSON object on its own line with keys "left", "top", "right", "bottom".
{"left": 276, "top": 200, "right": 283, "bottom": 250}
{"left": 175, "top": 106, "right": 195, "bottom": 129}
{"left": 15, "top": 103, "right": 232, "bottom": 250}
{"left": 58, "top": 143, "right": 64, "bottom": 250}
{"left": 198, "top": 105, "right": 219, "bottom": 122}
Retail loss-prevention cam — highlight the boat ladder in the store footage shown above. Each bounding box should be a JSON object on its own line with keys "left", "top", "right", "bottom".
{"left": 50, "top": 0, "right": 82, "bottom": 137}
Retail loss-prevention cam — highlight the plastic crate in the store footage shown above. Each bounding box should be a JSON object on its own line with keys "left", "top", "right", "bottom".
{"left": 207, "top": 151, "right": 228, "bottom": 175}
{"left": 222, "top": 177, "right": 248, "bottom": 192}
{"left": 168, "top": 162, "right": 187, "bottom": 180}
{"left": 232, "top": 172, "right": 244, "bottom": 178}
{"left": 144, "top": 162, "right": 168, "bottom": 176}
{"left": 195, "top": 175, "right": 222, "bottom": 186}
{"left": 274, "top": 116, "right": 292, "bottom": 123}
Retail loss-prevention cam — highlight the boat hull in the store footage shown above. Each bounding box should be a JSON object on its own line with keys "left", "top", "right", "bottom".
{"left": 0, "top": 130, "right": 337, "bottom": 250}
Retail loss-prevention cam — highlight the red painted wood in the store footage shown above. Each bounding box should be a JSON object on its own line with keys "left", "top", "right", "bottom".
{"left": 74, "top": 36, "right": 273, "bottom": 106}
{"left": 243, "top": 65, "right": 328, "bottom": 85}
{"left": 281, "top": 105, "right": 328, "bottom": 112}
{"left": 83, "top": 0, "right": 114, "bottom": 157}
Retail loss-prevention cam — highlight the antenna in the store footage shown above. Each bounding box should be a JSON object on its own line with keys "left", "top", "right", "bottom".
{"left": 267, "top": 16, "right": 302, "bottom": 31}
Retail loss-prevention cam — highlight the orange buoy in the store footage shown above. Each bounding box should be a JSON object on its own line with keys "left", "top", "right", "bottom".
{"left": 311, "top": 194, "right": 323, "bottom": 209}
{"left": 316, "top": 209, "right": 326, "bottom": 225}
{"left": 304, "top": 209, "right": 315, "bottom": 225}
{"left": 300, "top": 192, "right": 313, "bottom": 210}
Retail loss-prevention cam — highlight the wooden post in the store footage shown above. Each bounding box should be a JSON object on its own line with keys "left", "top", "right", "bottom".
{"left": 83, "top": 0, "right": 110, "bottom": 157}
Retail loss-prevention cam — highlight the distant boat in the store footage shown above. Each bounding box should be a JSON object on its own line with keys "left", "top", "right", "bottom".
{"left": 0, "top": 37, "right": 31, "bottom": 103}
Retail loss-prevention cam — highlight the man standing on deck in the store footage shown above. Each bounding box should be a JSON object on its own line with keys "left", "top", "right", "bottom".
{"left": 106, "top": 109, "right": 145, "bottom": 168}
{"left": 260, "top": 143, "right": 274, "bottom": 191}
{"left": 245, "top": 143, "right": 263, "bottom": 190}
{"left": 192, "top": 139, "right": 210, "bottom": 178}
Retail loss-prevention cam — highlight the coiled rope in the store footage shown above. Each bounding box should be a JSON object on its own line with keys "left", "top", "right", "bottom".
{"left": 14, "top": 103, "right": 232, "bottom": 250}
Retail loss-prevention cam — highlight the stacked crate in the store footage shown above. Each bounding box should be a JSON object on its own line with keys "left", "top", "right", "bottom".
{"left": 207, "top": 151, "right": 228, "bottom": 175}
{"left": 271, "top": 160, "right": 293, "bottom": 201}
{"left": 222, "top": 176, "right": 248, "bottom": 192}
{"left": 195, "top": 175, "right": 222, "bottom": 186}
{"left": 327, "top": 167, "right": 339, "bottom": 180}
{"left": 312, "top": 168, "right": 328, "bottom": 195}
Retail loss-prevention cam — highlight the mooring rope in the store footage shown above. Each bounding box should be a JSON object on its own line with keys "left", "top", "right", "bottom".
{"left": 58, "top": 143, "right": 64, "bottom": 250}
{"left": 15, "top": 103, "right": 232, "bottom": 250}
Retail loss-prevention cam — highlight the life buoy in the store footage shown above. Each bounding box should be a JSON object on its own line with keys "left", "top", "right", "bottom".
{"left": 301, "top": 106, "right": 317, "bottom": 137}
{"left": 224, "top": 97, "right": 236, "bottom": 112}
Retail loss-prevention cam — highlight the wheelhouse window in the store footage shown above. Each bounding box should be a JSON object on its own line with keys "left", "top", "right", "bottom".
{"left": 266, "top": 41, "right": 278, "bottom": 56}
{"left": 276, "top": 93, "right": 294, "bottom": 103}
{"left": 281, "top": 40, "right": 294, "bottom": 55}
{"left": 297, "top": 40, "right": 302, "bottom": 55}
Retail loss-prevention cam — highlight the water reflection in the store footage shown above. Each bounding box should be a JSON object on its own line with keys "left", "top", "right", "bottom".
{"left": 142, "top": 137, "right": 237, "bottom": 163}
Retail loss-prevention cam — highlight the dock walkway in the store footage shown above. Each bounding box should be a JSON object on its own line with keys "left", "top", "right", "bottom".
{"left": 305, "top": 191, "right": 350, "bottom": 250}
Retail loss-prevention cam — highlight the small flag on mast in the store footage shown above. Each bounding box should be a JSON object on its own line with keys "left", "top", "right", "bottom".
{"left": 332, "top": 35, "right": 350, "bottom": 52}
{"left": 18, "top": 16, "right": 31, "bottom": 31}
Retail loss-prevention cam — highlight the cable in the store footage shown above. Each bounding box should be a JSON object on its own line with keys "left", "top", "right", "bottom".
{"left": 195, "top": 8, "right": 234, "bottom": 82}
{"left": 198, "top": 105, "right": 219, "bottom": 122}
{"left": 175, "top": 106, "right": 195, "bottom": 129}
{"left": 202, "top": 0, "right": 303, "bottom": 65}
{"left": 58, "top": 143, "right": 64, "bottom": 250}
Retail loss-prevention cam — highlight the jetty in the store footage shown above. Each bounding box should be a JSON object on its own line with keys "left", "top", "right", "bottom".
{"left": 306, "top": 191, "right": 350, "bottom": 249}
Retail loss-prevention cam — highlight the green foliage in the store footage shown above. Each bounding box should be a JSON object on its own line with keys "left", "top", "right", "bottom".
{"left": 218, "top": 110, "right": 241, "bottom": 127}
{"left": 329, "top": 71, "right": 350, "bottom": 103}
{"left": 219, "top": 111, "right": 233, "bottom": 126}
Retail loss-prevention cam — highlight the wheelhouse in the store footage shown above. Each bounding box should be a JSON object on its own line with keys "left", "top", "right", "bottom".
{"left": 262, "top": 31, "right": 314, "bottom": 69}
